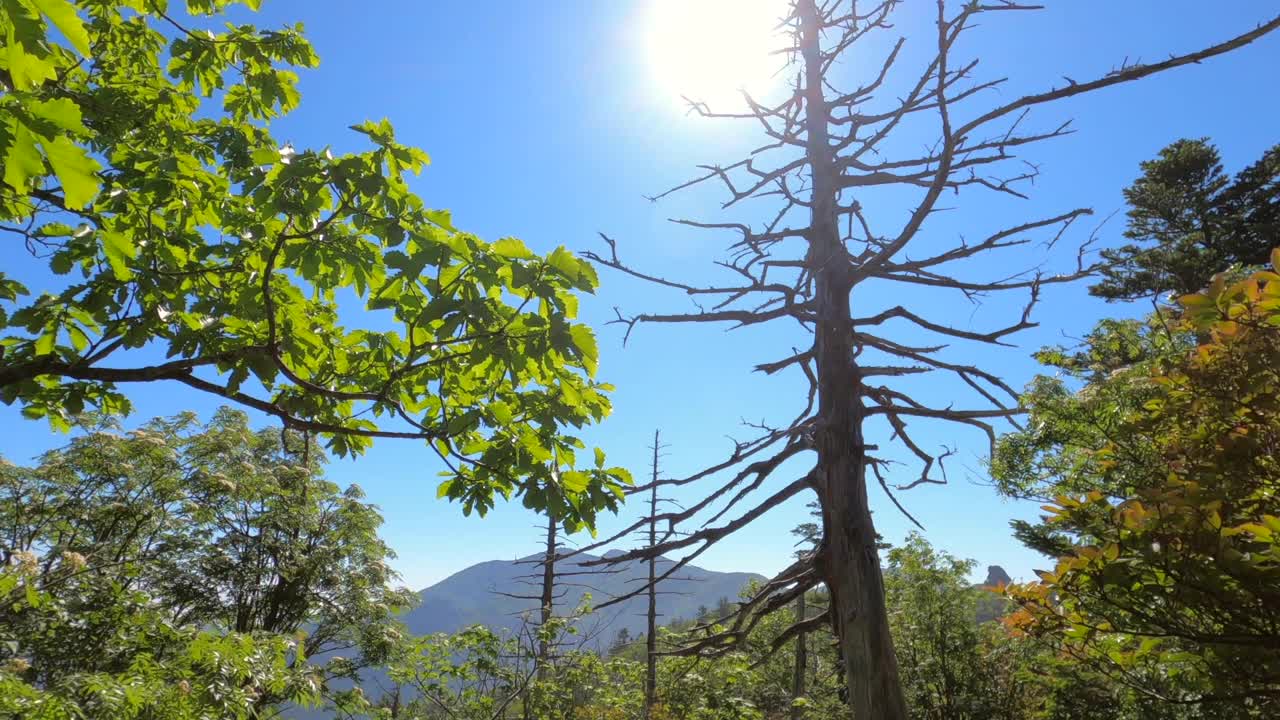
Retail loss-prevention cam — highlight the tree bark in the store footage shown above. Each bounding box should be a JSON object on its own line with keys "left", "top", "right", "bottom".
{"left": 798, "top": 1, "right": 909, "bottom": 718}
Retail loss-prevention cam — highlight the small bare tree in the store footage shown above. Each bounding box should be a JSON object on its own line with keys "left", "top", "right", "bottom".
{"left": 790, "top": 507, "right": 822, "bottom": 718}
{"left": 577, "top": 3, "right": 1280, "bottom": 718}
{"left": 499, "top": 472, "right": 599, "bottom": 682}
{"left": 499, "top": 490, "right": 621, "bottom": 682}
{"left": 499, "top": 506, "right": 568, "bottom": 696}
{"left": 585, "top": 429, "right": 698, "bottom": 715}
{"left": 536, "top": 507, "right": 558, "bottom": 681}
{"left": 643, "top": 430, "right": 671, "bottom": 719}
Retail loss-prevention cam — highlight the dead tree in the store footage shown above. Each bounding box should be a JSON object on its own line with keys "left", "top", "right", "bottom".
{"left": 502, "top": 500, "right": 617, "bottom": 720}
{"left": 644, "top": 430, "right": 667, "bottom": 719}
{"left": 499, "top": 506, "right": 569, "bottom": 690}
{"left": 576, "top": 3, "right": 1280, "bottom": 718}
{"left": 498, "top": 468, "right": 573, "bottom": 684}
{"left": 500, "top": 478, "right": 627, "bottom": 676}
{"left": 537, "top": 506, "right": 557, "bottom": 681}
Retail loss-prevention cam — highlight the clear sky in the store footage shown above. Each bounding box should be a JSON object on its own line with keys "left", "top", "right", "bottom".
{"left": 3, "top": 1, "right": 1278, "bottom": 591}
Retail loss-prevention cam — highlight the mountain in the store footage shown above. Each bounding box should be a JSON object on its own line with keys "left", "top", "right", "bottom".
{"left": 975, "top": 564, "right": 1013, "bottom": 624}
{"left": 287, "top": 553, "right": 762, "bottom": 718}
{"left": 400, "top": 551, "right": 764, "bottom": 649}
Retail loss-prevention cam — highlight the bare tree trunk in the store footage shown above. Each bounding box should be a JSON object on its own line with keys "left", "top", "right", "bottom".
{"left": 644, "top": 429, "right": 661, "bottom": 720}
{"left": 537, "top": 508, "right": 556, "bottom": 682}
{"left": 797, "top": 2, "right": 908, "bottom": 718}
{"left": 791, "top": 590, "right": 808, "bottom": 720}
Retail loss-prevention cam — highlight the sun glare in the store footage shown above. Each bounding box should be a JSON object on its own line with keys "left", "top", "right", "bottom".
{"left": 644, "top": 0, "right": 786, "bottom": 109}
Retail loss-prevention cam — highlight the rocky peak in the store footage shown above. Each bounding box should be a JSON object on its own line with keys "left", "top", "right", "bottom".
{"left": 983, "top": 565, "right": 1012, "bottom": 587}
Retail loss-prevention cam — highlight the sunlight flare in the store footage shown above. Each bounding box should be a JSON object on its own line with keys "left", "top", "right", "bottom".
{"left": 643, "top": 0, "right": 787, "bottom": 108}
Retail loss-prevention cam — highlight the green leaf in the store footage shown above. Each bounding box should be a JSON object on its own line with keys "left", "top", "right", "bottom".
{"left": 2, "top": 0, "right": 56, "bottom": 90}
{"left": 561, "top": 471, "right": 589, "bottom": 494}
{"left": 66, "top": 324, "right": 88, "bottom": 352}
{"left": 547, "top": 246, "right": 580, "bottom": 280}
{"left": 436, "top": 480, "right": 453, "bottom": 499}
{"left": 492, "top": 237, "right": 534, "bottom": 260}
{"left": 26, "top": 97, "right": 87, "bottom": 134}
{"left": 30, "top": 0, "right": 91, "bottom": 56}
{"left": 250, "top": 146, "right": 280, "bottom": 165}
{"left": 0, "top": 277, "right": 28, "bottom": 302}
{"left": 2, "top": 120, "right": 44, "bottom": 192}
{"left": 43, "top": 135, "right": 100, "bottom": 209}
{"left": 426, "top": 209, "right": 455, "bottom": 232}
{"left": 101, "top": 230, "right": 135, "bottom": 280}
{"left": 569, "top": 324, "right": 598, "bottom": 376}
{"left": 489, "top": 401, "right": 513, "bottom": 425}
{"left": 560, "top": 380, "right": 581, "bottom": 407}
{"left": 34, "top": 328, "right": 55, "bottom": 355}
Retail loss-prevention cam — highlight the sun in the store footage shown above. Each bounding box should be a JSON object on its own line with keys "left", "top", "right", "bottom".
{"left": 644, "top": 0, "right": 787, "bottom": 109}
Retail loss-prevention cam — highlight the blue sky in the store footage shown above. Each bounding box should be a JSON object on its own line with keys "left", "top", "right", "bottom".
{"left": 3, "top": 1, "right": 1279, "bottom": 591}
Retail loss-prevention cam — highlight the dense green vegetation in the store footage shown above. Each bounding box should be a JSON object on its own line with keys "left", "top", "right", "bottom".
{"left": 997, "top": 258, "right": 1280, "bottom": 717}
{"left": 0, "top": 410, "right": 403, "bottom": 717}
{"left": 2, "top": 0, "right": 1278, "bottom": 718}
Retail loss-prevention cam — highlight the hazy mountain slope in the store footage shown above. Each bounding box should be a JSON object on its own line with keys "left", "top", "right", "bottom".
{"left": 289, "top": 551, "right": 762, "bottom": 718}
{"left": 401, "top": 551, "right": 764, "bottom": 648}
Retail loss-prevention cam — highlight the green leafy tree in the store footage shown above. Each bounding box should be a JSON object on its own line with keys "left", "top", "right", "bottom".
{"left": 569, "top": 655, "right": 646, "bottom": 720}
{"left": 379, "top": 625, "right": 534, "bottom": 720}
{"left": 989, "top": 314, "right": 1193, "bottom": 557}
{"left": 653, "top": 652, "right": 761, "bottom": 720}
{"left": 369, "top": 607, "right": 638, "bottom": 720}
{"left": 884, "top": 533, "right": 1015, "bottom": 720}
{"left": 528, "top": 645, "right": 643, "bottom": 720}
{"left": 882, "top": 534, "right": 1142, "bottom": 720}
{"left": 786, "top": 507, "right": 821, "bottom": 719}
{"left": 0, "top": 408, "right": 411, "bottom": 717}
{"left": 966, "top": 623, "right": 1182, "bottom": 720}
{"left": 738, "top": 585, "right": 844, "bottom": 720}
{"left": 1092, "top": 138, "right": 1280, "bottom": 301}
{"left": 0, "top": 576, "right": 323, "bottom": 720}
{"left": 1001, "top": 255, "right": 1280, "bottom": 715}
{"left": 0, "top": 0, "right": 628, "bottom": 529}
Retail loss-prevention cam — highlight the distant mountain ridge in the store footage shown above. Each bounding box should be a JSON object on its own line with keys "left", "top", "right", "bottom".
{"left": 288, "top": 552, "right": 762, "bottom": 718}
{"left": 400, "top": 551, "right": 765, "bottom": 649}
{"left": 290, "top": 555, "right": 1008, "bottom": 718}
